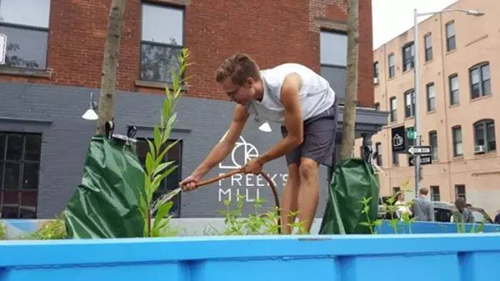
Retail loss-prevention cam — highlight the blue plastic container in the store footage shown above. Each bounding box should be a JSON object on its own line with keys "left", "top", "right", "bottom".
{"left": 2, "top": 234, "right": 500, "bottom": 281}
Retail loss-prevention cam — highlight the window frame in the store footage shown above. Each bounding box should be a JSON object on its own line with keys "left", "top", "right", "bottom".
{"left": 424, "top": 33, "right": 433, "bottom": 61}
{"left": 449, "top": 74, "right": 459, "bottom": 105}
{"left": 390, "top": 97, "right": 397, "bottom": 122}
{"left": 374, "top": 61, "right": 379, "bottom": 80}
{"left": 0, "top": 132, "right": 42, "bottom": 219}
{"left": 430, "top": 186, "right": 440, "bottom": 201}
{"left": 473, "top": 119, "right": 496, "bottom": 153}
{"left": 469, "top": 62, "right": 491, "bottom": 99}
{"left": 429, "top": 130, "right": 438, "bottom": 160}
{"left": 446, "top": 21, "right": 456, "bottom": 52}
{"left": 392, "top": 150, "right": 399, "bottom": 166}
{"left": 402, "top": 42, "right": 415, "bottom": 72}
{"left": 0, "top": 0, "right": 51, "bottom": 71}
{"left": 455, "top": 184, "right": 466, "bottom": 201}
{"left": 452, "top": 126, "right": 463, "bottom": 157}
{"left": 426, "top": 83, "right": 436, "bottom": 112}
{"left": 139, "top": 3, "right": 185, "bottom": 83}
{"left": 404, "top": 89, "right": 416, "bottom": 118}
{"left": 388, "top": 53, "right": 395, "bottom": 78}
{"left": 375, "top": 142, "right": 382, "bottom": 166}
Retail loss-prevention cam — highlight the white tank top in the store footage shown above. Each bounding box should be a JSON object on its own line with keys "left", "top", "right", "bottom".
{"left": 246, "top": 63, "right": 335, "bottom": 124}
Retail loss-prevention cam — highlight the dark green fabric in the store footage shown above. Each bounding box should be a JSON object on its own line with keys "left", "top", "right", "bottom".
{"left": 319, "top": 158, "right": 379, "bottom": 234}
{"left": 64, "top": 135, "right": 145, "bottom": 239}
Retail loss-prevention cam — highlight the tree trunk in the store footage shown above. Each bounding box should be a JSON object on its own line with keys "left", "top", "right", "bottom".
{"left": 339, "top": 0, "right": 359, "bottom": 160}
{"left": 95, "top": 0, "right": 127, "bottom": 134}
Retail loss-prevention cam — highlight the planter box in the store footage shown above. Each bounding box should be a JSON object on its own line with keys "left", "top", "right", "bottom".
{"left": 2, "top": 234, "right": 500, "bottom": 281}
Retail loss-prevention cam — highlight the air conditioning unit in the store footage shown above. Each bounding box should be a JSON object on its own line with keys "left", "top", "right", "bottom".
{"left": 373, "top": 77, "right": 379, "bottom": 84}
{"left": 474, "top": 145, "right": 486, "bottom": 154}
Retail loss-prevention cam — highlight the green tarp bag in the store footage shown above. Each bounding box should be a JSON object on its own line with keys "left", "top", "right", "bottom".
{"left": 319, "top": 158, "right": 379, "bottom": 234}
{"left": 65, "top": 126, "right": 145, "bottom": 239}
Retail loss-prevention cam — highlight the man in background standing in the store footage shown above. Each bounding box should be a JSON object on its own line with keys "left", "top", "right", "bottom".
{"left": 411, "top": 187, "right": 434, "bottom": 221}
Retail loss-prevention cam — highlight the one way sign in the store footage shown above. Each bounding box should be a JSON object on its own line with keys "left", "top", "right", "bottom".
{"left": 407, "top": 146, "right": 432, "bottom": 155}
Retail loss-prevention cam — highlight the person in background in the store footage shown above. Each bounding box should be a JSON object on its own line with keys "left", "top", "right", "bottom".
{"left": 452, "top": 197, "right": 474, "bottom": 223}
{"left": 395, "top": 192, "right": 412, "bottom": 219}
{"left": 411, "top": 187, "right": 434, "bottom": 221}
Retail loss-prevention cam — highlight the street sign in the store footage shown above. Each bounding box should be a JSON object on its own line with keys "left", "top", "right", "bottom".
{"left": 391, "top": 126, "right": 406, "bottom": 153}
{"left": 407, "top": 146, "right": 432, "bottom": 155}
{"left": 409, "top": 155, "right": 432, "bottom": 166}
{"left": 0, "top": 34, "right": 6, "bottom": 65}
{"left": 406, "top": 127, "right": 416, "bottom": 140}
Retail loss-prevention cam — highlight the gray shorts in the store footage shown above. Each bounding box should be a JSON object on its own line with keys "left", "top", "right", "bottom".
{"left": 280, "top": 102, "right": 338, "bottom": 167}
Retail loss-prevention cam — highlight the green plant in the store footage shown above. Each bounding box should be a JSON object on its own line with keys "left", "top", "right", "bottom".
{"left": 219, "top": 195, "right": 303, "bottom": 235}
{"left": 23, "top": 216, "right": 67, "bottom": 240}
{"left": 359, "top": 196, "right": 382, "bottom": 234}
{"left": 0, "top": 221, "right": 6, "bottom": 240}
{"left": 140, "top": 49, "right": 189, "bottom": 237}
{"left": 384, "top": 192, "right": 400, "bottom": 234}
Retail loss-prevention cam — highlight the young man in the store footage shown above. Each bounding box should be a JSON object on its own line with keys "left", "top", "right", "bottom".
{"left": 180, "top": 53, "right": 337, "bottom": 233}
{"left": 411, "top": 187, "right": 435, "bottom": 222}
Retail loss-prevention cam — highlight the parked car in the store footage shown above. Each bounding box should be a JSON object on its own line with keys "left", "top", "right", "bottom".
{"left": 432, "top": 201, "right": 493, "bottom": 223}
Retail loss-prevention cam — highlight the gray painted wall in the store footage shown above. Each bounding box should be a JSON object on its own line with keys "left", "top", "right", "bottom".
{"left": 0, "top": 82, "right": 333, "bottom": 218}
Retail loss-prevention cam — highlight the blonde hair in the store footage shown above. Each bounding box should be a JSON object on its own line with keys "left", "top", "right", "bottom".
{"left": 215, "top": 53, "right": 260, "bottom": 86}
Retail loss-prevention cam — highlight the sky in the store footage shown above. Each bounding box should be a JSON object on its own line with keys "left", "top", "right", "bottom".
{"left": 372, "top": 0, "right": 458, "bottom": 49}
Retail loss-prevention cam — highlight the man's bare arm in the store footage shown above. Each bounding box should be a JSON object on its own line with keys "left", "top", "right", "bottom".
{"left": 181, "top": 105, "right": 249, "bottom": 189}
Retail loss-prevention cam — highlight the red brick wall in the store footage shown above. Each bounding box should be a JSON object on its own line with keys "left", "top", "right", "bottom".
{"left": 0, "top": 0, "right": 373, "bottom": 105}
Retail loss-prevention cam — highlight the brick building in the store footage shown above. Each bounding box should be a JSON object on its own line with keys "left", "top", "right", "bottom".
{"left": 0, "top": 0, "right": 386, "bottom": 219}
{"left": 361, "top": 0, "right": 499, "bottom": 216}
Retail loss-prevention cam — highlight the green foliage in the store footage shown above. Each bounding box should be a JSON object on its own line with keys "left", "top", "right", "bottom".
{"left": 359, "top": 196, "right": 382, "bottom": 234}
{"left": 23, "top": 216, "right": 67, "bottom": 240}
{"left": 219, "top": 195, "right": 305, "bottom": 235}
{"left": 0, "top": 221, "right": 5, "bottom": 240}
{"left": 140, "top": 49, "right": 189, "bottom": 237}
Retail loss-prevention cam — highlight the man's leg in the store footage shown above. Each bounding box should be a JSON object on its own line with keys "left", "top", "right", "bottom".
{"left": 298, "top": 157, "right": 320, "bottom": 233}
{"left": 280, "top": 164, "right": 300, "bottom": 234}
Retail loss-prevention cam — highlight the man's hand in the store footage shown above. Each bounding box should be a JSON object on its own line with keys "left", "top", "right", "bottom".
{"left": 245, "top": 158, "right": 264, "bottom": 175}
{"left": 180, "top": 173, "right": 203, "bottom": 191}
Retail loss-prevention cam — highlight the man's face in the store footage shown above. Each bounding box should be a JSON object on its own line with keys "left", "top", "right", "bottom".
{"left": 220, "top": 77, "right": 254, "bottom": 105}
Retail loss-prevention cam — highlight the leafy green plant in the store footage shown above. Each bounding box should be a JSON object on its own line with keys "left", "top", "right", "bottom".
{"left": 0, "top": 221, "right": 6, "bottom": 240}
{"left": 219, "top": 195, "right": 304, "bottom": 235}
{"left": 384, "top": 192, "right": 400, "bottom": 234}
{"left": 23, "top": 216, "right": 67, "bottom": 240}
{"left": 140, "top": 49, "right": 190, "bottom": 237}
{"left": 359, "top": 196, "right": 382, "bottom": 234}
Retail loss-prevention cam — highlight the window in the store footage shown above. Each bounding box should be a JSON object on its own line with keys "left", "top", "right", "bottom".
{"left": 452, "top": 126, "right": 463, "bottom": 157}
{"left": 392, "top": 187, "right": 401, "bottom": 195}
{"left": 0, "top": 133, "right": 41, "bottom": 218}
{"left": 424, "top": 33, "right": 433, "bottom": 61}
{"left": 136, "top": 139, "right": 182, "bottom": 217}
{"left": 470, "top": 63, "right": 491, "bottom": 99}
{"left": 446, "top": 21, "right": 456, "bottom": 52}
{"left": 390, "top": 97, "right": 397, "bottom": 122}
{"left": 374, "top": 61, "right": 379, "bottom": 80}
{"left": 455, "top": 184, "right": 466, "bottom": 201}
{"left": 449, "top": 74, "right": 459, "bottom": 105}
{"left": 0, "top": 0, "right": 51, "bottom": 70}
{"left": 402, "top": 43, "right": 415, "bottom": 71}
{"left": 431, "top": 186, "right": 440, "bottom": 201}
{"left": 320, "top": 31, "right": 347, "bottom": 101}
{"left": 474, "top": 120, "right": 496, "bottom": 153}
{"left": 388, "top": 53, "right": 395, "bottom": 78}
{"left": 141, "top": 4, "right": 184, "bottom": 83}
{"left": 375, "top": 142, "right": 382, "bottom": 166}
{"left": 374, "top": 102, "right": 380, "bottom": 111}
{"left": 429, "top": 131, "right": 438, "bottom": 160}
{"left": 404, "top": 89, "right": 416, "bottom": 118}
{"left": 392, "top": 150, "right": 399, "bottom": 166}
{"left": 426, "top": 83, "right": 436, "bottom": 112}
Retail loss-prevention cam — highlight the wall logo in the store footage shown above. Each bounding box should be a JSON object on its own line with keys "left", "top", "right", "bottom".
{"left": 217, "top": 136, "right": 288, "bottom": 202}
